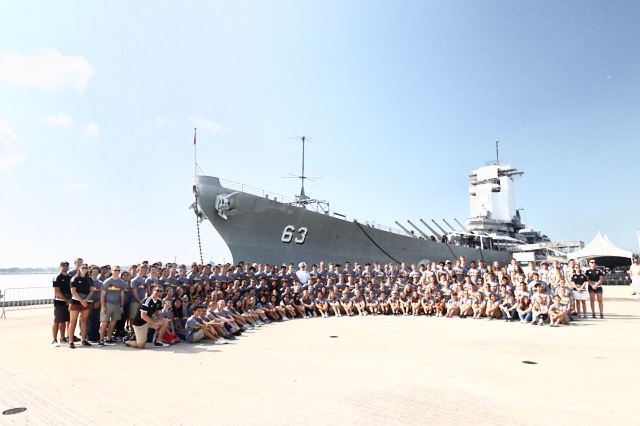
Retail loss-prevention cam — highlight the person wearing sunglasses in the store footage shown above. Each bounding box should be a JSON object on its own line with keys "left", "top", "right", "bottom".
{"left": 585, "top": 259, "right": 605, "bottom": 319}
{"left": 126, "top": 286, "right": 170, "bottom": 349}
{"left": 99, "top": 265, "right": 125, "bottom": 346}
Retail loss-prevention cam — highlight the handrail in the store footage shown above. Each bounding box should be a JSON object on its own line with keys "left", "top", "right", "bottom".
{"left": 218, "top": 178, "right": 410, "bottom": 237}
{"left": 1, "top": 287, "right": 53, "bottom": 319}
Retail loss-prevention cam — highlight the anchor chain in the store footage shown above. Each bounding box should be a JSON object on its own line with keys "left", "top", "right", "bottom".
{"left": 195, "top": 190, "right": 204, "bottom": 265}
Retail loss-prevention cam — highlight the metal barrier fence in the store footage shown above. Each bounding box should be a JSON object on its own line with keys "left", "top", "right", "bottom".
{"left": 1, "top": 287, "right": 53, "bottom": 318}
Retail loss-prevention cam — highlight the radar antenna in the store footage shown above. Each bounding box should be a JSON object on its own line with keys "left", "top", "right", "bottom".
{"left": 285, "top": 135, "right": 321, "bottom": 201}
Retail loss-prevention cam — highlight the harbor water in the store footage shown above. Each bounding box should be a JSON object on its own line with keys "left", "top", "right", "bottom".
{"left": 0, "top": 274, "right": 56, "bottom": 303}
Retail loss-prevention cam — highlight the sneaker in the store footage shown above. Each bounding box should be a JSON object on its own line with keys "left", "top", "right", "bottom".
{"left": 81, "top": 340, "right": 92, "bottom": 347}
{"left": 583, "top": 314, "right": 587, "bottom": 319}
{"left": 600, "top": 314, "right": 604, "bottom": 319}
{"left": 592, "top": 313, "right": 596, "bottom": 318}
{"left": 104, "top": 339, "right": 116, "bottom": 346}
{"left": 215, "top": 337, "right": 228, "bottom": 345}
{"left": 282, "top": 316, "right": 289, "bottom": 321}
{"left": 69, "top": 342, "right": 76, "bottom": 349}
{"left": 73, "top": 336, "right": 81, "bottom": 343}
{"left": 538, "top": 318, "right": 544, "bottom": 325}
{"left": 225, "top": 334, "right": 236, "bottom": 341}
{"left": 154, "top": 341, "right": 170, "bottom": 348}
{"left": 99, "top": 340, "right": 105, "bottom": 347}
{"left": 113, "top": 336, "right": 123, "bottom": 342}
{"left": 61, "top": 337, "right": 69, "bottom": 344}
{"left": 51, "top": 340, "right": 59, "bottom": 347}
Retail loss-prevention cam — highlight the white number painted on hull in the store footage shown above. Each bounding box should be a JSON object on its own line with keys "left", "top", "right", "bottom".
{"left": 295, "top": 227, "right": 308, "bottom": 244}
{"left": 281, "top": 225, "right": 308, "bottom": 244}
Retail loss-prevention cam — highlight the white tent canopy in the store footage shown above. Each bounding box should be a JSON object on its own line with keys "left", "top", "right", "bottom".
{"left": 571, "top": 232, "right": 633, "bottom": 261}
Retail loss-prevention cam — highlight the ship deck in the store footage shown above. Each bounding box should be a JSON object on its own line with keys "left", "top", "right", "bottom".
{"left": 1, "top": 286, "right": 639, "bottom": 425}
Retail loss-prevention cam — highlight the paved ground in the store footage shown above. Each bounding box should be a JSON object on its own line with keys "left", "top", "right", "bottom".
{"left": 0, "top": 285, "right": 638, "bottom": 425}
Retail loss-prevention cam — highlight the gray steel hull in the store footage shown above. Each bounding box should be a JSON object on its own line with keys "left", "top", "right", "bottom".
{"left": 194, "top": 176, "right": 513, "bottom": 266}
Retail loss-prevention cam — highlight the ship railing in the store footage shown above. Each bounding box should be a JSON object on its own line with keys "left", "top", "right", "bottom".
{"left": 1, "top": 287, "right": 53, "bottom": 319}
{"left": 219, "top": 178, "right": 410, "bottom": 237}
{"left": 220, "top": 178, "right": 295, "bottom": 204}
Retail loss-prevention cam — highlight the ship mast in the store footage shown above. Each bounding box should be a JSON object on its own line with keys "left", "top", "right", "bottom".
{"left": 297, "top": 135, "right": 309, "bottom": 201}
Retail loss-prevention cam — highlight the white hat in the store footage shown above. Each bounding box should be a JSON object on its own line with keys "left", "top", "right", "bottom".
{"left": 299, "top": 262, "right": 307, "bottom": 267}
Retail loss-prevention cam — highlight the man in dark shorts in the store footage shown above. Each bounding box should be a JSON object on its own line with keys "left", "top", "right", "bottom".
{"left": 125, "top": 285, "right": 169, "bottom": 349}
{"left": 52, "top": 261, "right": 72, "bottom": 347}
{"left": 585, "top": 258, "right": 605, "bottom": 318}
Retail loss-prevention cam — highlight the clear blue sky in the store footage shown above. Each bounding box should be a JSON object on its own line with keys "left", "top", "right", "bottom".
{"left": 1, "top": 1, "right": 638, "bottom": 267}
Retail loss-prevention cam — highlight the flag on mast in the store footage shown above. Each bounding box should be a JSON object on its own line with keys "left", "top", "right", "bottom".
{"left": 193, "top": 128, "right": 197, "bottom": 145}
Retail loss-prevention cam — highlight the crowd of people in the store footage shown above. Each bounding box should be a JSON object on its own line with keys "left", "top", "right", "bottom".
{"left": 51, "top": 255, "right": 613, "bottom": 348}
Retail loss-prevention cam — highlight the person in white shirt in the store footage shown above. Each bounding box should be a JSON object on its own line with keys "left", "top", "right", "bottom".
{"left": 629, "top": 258, "right": 640, "bottom": 296}
{"left": 295, "top": 262, "right": 311, "bottom": 285}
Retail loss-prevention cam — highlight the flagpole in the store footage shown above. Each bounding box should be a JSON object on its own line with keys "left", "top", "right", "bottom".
{"left": 193, "top": 128, "right": 197, "bottom": 175}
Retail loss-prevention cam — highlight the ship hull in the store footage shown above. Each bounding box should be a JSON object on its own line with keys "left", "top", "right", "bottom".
{"left": 194, "top": 176, "right": 513, "bottom": 266}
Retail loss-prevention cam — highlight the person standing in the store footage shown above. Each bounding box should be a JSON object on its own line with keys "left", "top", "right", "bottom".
{"left": 125, "top": 286, "right": 169, "bottom": 349}
{"left": 130, "top": 265, "right": 149, "bottom": 326}
{"left": 52, "top": 261, "right": 72, "bottom": 347}
{"left": 87, "top": 266, "right": 102, "bottom": 342}
{"left": 68, "top": 264, "right": 94, "bottom": 348}
{"left": 99, "top": 265, "right": 125, "bottom": 346}
{"left": 629, "top": 258, "right": 640, "bottom": 296}
{"left": 295, "top": 262, "right": 310, "bottom": 285}
{"left": 585, "top": 258, "right": 605, "bottom": 318}
{"left": 570, "top": 264, "right": 589, "bottom": 319}
{"left": 68, "top": 257, "right": 83, "bottom": 278}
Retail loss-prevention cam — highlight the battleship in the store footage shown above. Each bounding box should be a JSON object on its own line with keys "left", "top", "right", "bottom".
{"left": 191, "top": 138, "right": 548, "bottom": 266}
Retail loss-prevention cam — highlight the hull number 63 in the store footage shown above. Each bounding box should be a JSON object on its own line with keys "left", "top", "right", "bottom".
{"left": 281, "top": 225, "right": 308, "bottom": 244}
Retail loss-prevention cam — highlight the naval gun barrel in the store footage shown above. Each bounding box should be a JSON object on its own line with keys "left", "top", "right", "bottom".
{"left": 407, "top": 220, "right": 430, "bottom": 240}
{"left": 454, "top": 218, "right": 470, "bottom": 233}
{"left": 419, "top": 219, "right": 441, "bottom": 239}
{"left": 442, "top": 219, "right": 457, "bottom": 232}
{"left": 431, "top": 219, "right": 449, "bottom": 236}
{"left": 395, "top": 221, "right": 416, "bottom": 238}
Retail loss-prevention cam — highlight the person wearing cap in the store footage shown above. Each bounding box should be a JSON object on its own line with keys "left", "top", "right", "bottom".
{"left": 52, "top": 261, "right": 72, "bottom": 347}
{"left": 99, "top": 265, "right": 126, "bottom": 346}
{"left": 68, "top": 264, "right": 94, "bottom": 348}
{"left": 125, "top": 285, "right": 169, "bottom": 349}
{"left": 629, "top": 258, "right": 640, "bottom": 296}
{"left": 295, "top": 262, "right": 310, "bottom": 285}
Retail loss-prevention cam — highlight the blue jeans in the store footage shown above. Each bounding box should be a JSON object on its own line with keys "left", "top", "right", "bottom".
{"left": 518, "top": 311, "right": 532, "bottom": 322}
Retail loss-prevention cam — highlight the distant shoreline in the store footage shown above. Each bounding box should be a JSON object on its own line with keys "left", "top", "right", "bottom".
{"left": 0, "top": 270, "right": 57, "bottom": 275}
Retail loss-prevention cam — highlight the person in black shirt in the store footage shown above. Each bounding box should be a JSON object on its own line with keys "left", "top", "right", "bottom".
{"left": 125, "top": 286, "right": 169, "bottom": 349}
{"left": 68, "top": 264, "right": 94, "bottom": 348}
{"left": 585, "top": 258, "right": 605, "bottom": 318}
{"left": 52, "top": 261, "right": 72, "bottom": 347}
{"left": 570, "top": 265, "right": 588, "bottom": 319}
